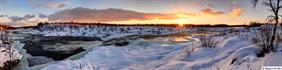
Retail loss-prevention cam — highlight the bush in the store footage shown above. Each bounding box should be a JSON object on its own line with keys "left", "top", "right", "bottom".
{"left": 199, "top": 36, "right": 218, "bottom": 48}
{"left": 276, "top": 26, "right": 282, "bottom": 43}
{"left": 238, "top": 33, "right": 250, "bottom": 41}
{"left": 252, "top": 27, "right": 278, "bottom": 57}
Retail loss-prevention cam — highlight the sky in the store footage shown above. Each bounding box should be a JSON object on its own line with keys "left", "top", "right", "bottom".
{"left": 0, "top": 0, "right": 272, "bottom": 27}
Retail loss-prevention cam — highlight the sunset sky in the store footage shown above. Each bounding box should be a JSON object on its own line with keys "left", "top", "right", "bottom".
{"left": 0, "top": 0, "right": 271, "bottom": 26}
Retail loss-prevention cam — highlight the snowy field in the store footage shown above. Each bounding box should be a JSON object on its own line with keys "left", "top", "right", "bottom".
{"left": 41, "top": 33, "right": 281, "bottom": 70}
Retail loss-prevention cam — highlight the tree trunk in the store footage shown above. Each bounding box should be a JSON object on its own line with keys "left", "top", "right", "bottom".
{"left": 269, "top": 15, "right": 279, "bottom": 52}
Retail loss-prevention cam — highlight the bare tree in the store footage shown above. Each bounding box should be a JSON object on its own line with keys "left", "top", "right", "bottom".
{"left": 251, "top": 0, "right": 282, "bottom": 54}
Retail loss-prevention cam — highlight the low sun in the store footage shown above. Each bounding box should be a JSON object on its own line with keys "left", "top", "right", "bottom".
{"left": 176, "top": 19, "right": 185, "bottom": 26}
{"left": 175, "top": 13, "right": 189, "bottom": 26}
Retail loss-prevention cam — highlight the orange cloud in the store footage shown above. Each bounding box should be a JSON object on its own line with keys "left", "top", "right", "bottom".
{"left": 200, "top": 8, "right": 224, "bottom": 16}
{"left": 143, "top": 12, "right": 196, "bottom": 20}
{"left": 47, "top": 7, "right": 246, "bottom": 25}
{"left": 230, "top": 8, "right": 242, "bottom": 17}
{"left": 49, "top": 7, "right": 196, "bottom": 22}
{"left": 0, "top": 17, "right": 10, "bottom": 22}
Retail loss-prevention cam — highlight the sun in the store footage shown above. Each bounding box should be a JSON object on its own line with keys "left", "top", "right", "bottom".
{"left": 176, "top": 18, "right": 185, "bottom": 26}
{"left": 175, "top": 13, "right": 189, "bottom": 26}
{"left": 176, "top": 12, "right": 189, "bottom": 18}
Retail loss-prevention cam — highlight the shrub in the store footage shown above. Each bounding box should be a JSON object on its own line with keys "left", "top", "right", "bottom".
{"left": 238, "top": 32, "right": 250, "bottom": 41}
{"left": 199, "top": 35, "right": 218, "bottom": 48}
{"left": 252, "top": 27, "right": 278, "bottom": 57}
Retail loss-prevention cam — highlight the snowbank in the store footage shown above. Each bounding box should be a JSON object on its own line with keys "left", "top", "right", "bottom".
{"left": 35, "top": 24, "right": 187, "bottom": 39}
{"left": 0, "top": 41, "right": 23, "bottom": 68}
{"left": 41, "top": 32, "right": 282, "bottom": 70}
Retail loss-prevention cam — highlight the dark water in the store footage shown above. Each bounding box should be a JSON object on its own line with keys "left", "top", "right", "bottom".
{"left": 22, "top": 36, "right": 101, "bottom": 60}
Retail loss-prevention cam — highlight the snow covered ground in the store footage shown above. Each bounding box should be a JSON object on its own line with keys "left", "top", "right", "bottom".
{"left": 30, "top": 23, "right": 237, "bottom": 40}
{"left": 7, "top": 24, "right": 282, "bottom": 70}
{"left": 35, "top": 24, "right": 187, "bottom": 40}
{"left": 40, "top": 31, "right": 282, "bottom": 70}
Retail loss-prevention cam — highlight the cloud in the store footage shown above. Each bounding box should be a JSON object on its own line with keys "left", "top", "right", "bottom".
{"left": 1, "top": 7, "right": 245, "bottom": 26}
{"left": 38, "top": 13, "right": 48, "bottom": 18}
{"left": 48, "top": 7, "right": 229, "bottom": 23}
{"left": 9, "top": 16, "right": 25, "bottom": 22}
{"left": 8, "top": 14, "right": 36, "bottom": 22}
{"left": 207, "top": 3, "right": 214, "bottom": 8}
{"left": 0, "top": 17, "right": 10, "bottom": 22}
{"left": 28, "top": 0, "right": 68, "bottom": 9}
{"left": 232, "top": 0, "right": 237, "bottom": 4}
{"left": 24, "top": 14, "right": 36, "bottom": 19}
{"left": 230, "top": 8, "right": 242, "bottom": 17}
{"left": 48, "top": 7, "right": 179, "bottom": 22}
{"left": 200, "top": 8, "right": 224, "bottom": 16}
{"left": 0, "top": 15, "right": 4, "bottom": 17}
{"left": 0, "top": 14, "right": 48, "bottom": 27}
{"left": 0, "top": 14, "right": 8, "bottom": 17}
{"left": 45, "top": 2, "right": 67, "bottom": 9}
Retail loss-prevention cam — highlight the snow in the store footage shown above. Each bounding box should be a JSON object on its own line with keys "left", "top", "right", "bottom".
{"left": 41, "top": 32, "right": 279, "bottom": 70}
{"left": 0, "top": 41, "right": 23, "bottom": 67}
{"left": 33, "top": 24, "right": 205, "bottom": 40}
{"left": 42, "top": 37, "right": 190, "bottom": 70}
{"left": 10, "top": 24, "right": 277, "bottom": 70}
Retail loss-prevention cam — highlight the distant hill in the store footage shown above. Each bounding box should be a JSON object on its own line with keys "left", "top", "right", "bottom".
{"left": 10, "top": 22, "right": 263, "bottom": 29}
{"left": 0, "top": 24, "right": 16, "bottom": 30}
{"left": 33, "top": 22, "right": 257, "bottom": 27}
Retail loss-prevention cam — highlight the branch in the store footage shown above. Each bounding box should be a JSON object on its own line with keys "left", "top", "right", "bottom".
{"left": 266, "top": 15, "right": 276, "bottom": 22}
{"left": 276, "top": 0, "right": 281, "bottom": 14}
{"left": 268, "top": 0, "right": 277, "bottom": 14}
{"left": 252, "top": 0, "right": 260, "bottom": 8}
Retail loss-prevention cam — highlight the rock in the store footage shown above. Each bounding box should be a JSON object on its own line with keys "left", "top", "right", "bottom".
{"left": 114, "top": 41, "right": 129, "bottom": 46}
{"left": 0, "top": 59, "right": 20, "bottom": 70}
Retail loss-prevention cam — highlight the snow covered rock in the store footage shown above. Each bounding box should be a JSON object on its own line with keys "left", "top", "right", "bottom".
{"left": 0, "top": 41, "right": 23, "bottom": 70}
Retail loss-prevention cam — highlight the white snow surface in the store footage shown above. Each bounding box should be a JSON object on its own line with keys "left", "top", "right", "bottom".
{"left": 33, "top": 24, "right": 238, "bottom": 40}
{"left": 38, "top": 24, "right": 185, "bottom": 38}
{"left": 25, "top": 25, "right": 278, "bottom": 70}
{"left": 0, "top": 41, "right": 22, "bottom": 67}
{"left": 41, "top": 33, "right": 282, "bottom": 70}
